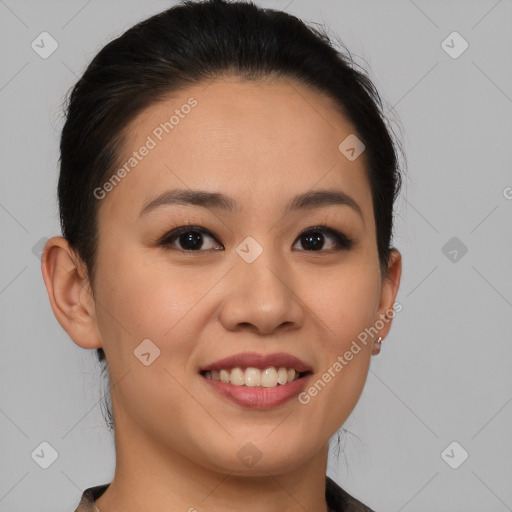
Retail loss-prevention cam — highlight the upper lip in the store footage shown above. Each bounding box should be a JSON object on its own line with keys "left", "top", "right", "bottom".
{"left": 200, "top": 351, "right": 313, "bottom": 373}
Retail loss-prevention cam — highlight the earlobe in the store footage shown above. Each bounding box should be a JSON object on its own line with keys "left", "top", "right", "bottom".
{"left": 41, "top": 236, "right": 102, "bottom": 350}
{"left": 371, "top": 336, "right": 383, "bottom": 356}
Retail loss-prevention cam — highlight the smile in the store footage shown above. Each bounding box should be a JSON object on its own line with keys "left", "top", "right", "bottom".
{"left": 200, "top": 368, "right": 313, "bottom": 409}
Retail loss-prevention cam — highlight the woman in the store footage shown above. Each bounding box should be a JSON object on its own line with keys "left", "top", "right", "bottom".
{"left": 41, "top": 0, "right": 403, "bottom": 510}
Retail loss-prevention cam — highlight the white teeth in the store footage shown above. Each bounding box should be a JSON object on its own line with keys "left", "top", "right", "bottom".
{"left": 230, "top": 367, "right": 245, "bottom": 386}
{"left": 203, "top": 366, "right": 302, "bottom": 387}
{"left": 244, "top": 367, "right": 261, "bottom": 387}
{"left": 279, "top": 367, "right": 290, "bottom": 385}
{"left": 261, "top": 367, "right": 278, "bottom": 387}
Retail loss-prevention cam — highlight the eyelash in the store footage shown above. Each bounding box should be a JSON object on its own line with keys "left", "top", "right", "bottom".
{"left": 157, "top": 224, "right": 354, "bottom": 253}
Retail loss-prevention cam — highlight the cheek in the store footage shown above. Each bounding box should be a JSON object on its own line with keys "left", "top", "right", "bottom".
{"left": 91, "top": 249, "right": 209, "bottom": 422}
{"left": 94, "top": 246, "right": 200, "bottom": 337}
{"left": 92, "top": 245, "right": 227, "bottom": 382}
{"left": 306, "top": 263, "right": 381, "bottom": 345}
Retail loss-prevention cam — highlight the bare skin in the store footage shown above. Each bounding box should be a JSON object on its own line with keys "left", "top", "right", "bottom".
{"left": 42, "top": 77, "right": 401, "bottom": 512}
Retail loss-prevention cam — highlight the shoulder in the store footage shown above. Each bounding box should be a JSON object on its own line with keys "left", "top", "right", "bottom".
{"left": 325, "top": 476, "right": 376, "bottom": 512}
{"left": 73, "top": 483, "right": 110, "bottom": 512}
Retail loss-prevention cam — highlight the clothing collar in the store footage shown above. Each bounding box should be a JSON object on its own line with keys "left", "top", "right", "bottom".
{"left": 74, "top": 476, "right": 374, "bottom": 512}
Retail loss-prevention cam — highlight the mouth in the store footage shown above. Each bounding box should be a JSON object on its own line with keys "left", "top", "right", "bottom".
{"left": 198, "top": 352, "right": 314, "bottom": 409}
{"left": 199, "top": 368, "right": 313, "bottom": 409}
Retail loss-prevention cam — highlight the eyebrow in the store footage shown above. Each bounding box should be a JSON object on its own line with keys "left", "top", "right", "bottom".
{"left": 139, "top": 188, "right": 363, "bottom": 221}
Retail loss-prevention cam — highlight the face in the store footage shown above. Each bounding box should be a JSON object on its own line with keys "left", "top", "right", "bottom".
{"left": 49, "top": 77, "right": 401, "bottom": 476}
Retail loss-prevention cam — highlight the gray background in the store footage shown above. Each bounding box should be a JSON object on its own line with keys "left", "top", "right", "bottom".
{"left": 1, "top": 0, "right": 511, "bottom": 510}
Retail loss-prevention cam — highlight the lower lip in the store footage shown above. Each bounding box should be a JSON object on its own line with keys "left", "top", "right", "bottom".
{"left": 200, "top": 374, "right": 311, "bottom": 409}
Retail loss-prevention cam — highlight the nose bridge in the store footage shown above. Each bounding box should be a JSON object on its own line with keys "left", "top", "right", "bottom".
{"left": 218, "top": 234, "right": 304, "bottom": 333}
{"left": 239, "top": 248, "right": 285, "bottom": 297}
{"left": 239, "top": 228, "right": 295, "bottom": 284}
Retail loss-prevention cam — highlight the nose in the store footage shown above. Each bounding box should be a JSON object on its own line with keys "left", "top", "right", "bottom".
{"left": 218, "top": 250, "right": 305, "bottom": 335}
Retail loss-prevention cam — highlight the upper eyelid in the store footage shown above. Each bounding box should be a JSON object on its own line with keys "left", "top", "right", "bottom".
{"left": 163, "top": 225, "right": 341, "bottom": 238}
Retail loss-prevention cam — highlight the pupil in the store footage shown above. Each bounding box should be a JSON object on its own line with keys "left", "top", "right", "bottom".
{"left": 303, "top": 232, "right": 323, "bottom": 251}
{"left": 180, "top": 231, "right": 202, "bottom": 250}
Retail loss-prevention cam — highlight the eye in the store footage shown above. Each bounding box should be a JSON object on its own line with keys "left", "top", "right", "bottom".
{"left": 158, "top": 224, "right": 353, "bottom": 252}
{"left": 158, "top": 226, "right": 223, "bottom": 251}
{"left": 292, "top": 225, "right": 353, "bottom": 252}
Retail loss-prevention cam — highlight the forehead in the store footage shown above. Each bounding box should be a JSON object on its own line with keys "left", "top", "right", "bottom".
{"left": 98, "top": 77, "right": 373, "bottom": 221}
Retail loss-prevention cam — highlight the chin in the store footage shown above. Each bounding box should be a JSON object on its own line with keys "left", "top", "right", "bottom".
{"left": 192, "top": 434, "right": 319, "bottom": 477}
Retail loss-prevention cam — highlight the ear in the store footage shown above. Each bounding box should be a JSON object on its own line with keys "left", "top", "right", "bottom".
{"left": 372, "top": 248, "right": 402, "bottom": 355}
{"left": 41, "top": 236, "right": 102, "bottom": 349}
